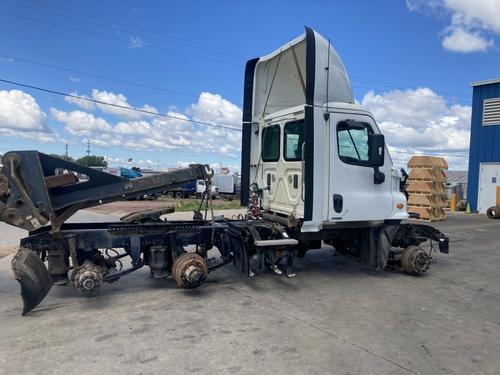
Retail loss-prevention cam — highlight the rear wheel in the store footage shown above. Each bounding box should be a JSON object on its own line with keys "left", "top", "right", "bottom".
{"left": 171, "top": 253, "right": 208, "bottom": 289}
{"left": 175, "top": 191, "right": 183, "bottom": 199}
{"left": 166, "top": 191, "right": 174, "bottom": 198}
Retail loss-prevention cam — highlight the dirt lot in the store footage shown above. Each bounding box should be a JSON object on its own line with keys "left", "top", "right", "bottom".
{"left": 0, "top": 246, "right": 16, "bottom": 259}
{"left": 87, "top": 198, "right": 241, "bottom": 216}
{"left": 0, "top": 212, "right": 499, "bottom": 374}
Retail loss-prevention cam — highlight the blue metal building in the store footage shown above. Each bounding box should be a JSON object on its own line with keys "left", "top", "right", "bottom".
{"left": 467, "top": 78, "right": 500, "bottom": 213}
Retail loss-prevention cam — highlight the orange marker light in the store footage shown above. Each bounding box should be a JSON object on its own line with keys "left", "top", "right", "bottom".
{"left": 397, "top": 203, "right": 404, "bottom": 209}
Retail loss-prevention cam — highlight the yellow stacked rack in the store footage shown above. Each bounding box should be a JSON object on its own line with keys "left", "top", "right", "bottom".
{"left": 406, "top": 156, "right": 448, "bottom": 221}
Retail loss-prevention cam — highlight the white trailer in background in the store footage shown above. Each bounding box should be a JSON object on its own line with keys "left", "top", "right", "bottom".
{"left": 212, "top": 174, "right": 236, "bottom": 195}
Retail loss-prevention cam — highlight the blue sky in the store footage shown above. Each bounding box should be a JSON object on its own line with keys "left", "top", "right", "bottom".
{"left": 0, "top": 0, "right": 499, "bottom": 170}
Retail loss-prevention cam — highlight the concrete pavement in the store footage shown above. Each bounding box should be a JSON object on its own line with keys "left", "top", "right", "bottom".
{"left": 0, "top": 213, "right": 499, "bottom": 374}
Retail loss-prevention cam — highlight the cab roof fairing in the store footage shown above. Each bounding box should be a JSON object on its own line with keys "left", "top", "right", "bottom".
{"left": 251, "top": 27, "right": 354, "bottom": 121}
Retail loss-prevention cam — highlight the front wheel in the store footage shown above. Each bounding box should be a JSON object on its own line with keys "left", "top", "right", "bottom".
{"left": 400, "top": 245, "right": 430, "bottom": 274}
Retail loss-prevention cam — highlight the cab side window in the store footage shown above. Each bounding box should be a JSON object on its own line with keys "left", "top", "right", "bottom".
{"left": 337, "top": 122, "right": 372, "bottom": 166}
{"left": 262, "top": 125, "right": 280, "bottom": 162}
{"left": 284, "top": 120, "right": 304, "bottom": 161}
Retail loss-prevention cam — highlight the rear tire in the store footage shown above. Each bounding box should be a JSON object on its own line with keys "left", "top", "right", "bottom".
{"left": 175, "top": 191, "right": 183, "bottom": 199}
{"left": 486, "top": 206, "right": 500, "bottom": 219}
{"left": 166, "top": 191, "right": 174, "bottom": 198}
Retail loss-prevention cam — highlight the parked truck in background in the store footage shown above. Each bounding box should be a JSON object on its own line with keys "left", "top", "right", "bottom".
{"left": 165, "top": 179, "right": 218, "bottom": 198}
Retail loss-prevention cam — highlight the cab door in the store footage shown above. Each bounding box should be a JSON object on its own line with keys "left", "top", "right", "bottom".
{"left": 260, "top": 123, "right": 281, "bottom": 210}
{"left": 260, "top": 118, "right": 304, "bottom": 217}
{"left": 328, "top": 113, "right": 393, "bottom": 222}
{"left": 281, "top": 120, "right": 304, "bottom": 215}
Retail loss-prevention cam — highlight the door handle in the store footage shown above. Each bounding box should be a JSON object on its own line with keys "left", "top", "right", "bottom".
{"left": 333, "top": 194, "right": 343, "bottom": 213}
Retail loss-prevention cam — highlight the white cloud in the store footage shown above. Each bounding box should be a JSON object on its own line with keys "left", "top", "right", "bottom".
{"left": 0, "top": 128, "right": 59, "bottom": 143}
{"left": 442, "top": 27, "right": 494, "bottom": 52}
{"left": 114, "top": 120, "right": 151, "bottom": 136}
{"left": 0, "top": 89, "right": 60, "bottom": 144}
{"left": 188, "top": 92, "right": 242, "bottom": 128}
{"left": 52, "top": 91, "right": 243, "bottom": 158}
{"left": 0, "top": 90, "right": 48, "bottom": 131}
{"left": 408, "top": 0, "right": 500, "bottom": 52}
{"left": 361, "top": 87, "right": 471, "bottom": 169}
{"left": 444, "top": 0, "right": 500, "bottom": 32}
{"left": 69, "top": 77, "right": 81, "bottom": 82}
{"left": 65, "top": 92, "right": 95, "bottom": 110}
{"left": 129, "top": 35, "right": 145, "bottom": 49}
{"left": 64, "top": 89, "right": 159, "bottom": 120}
{"left": 51, "top": 109, "right": 113, "bottom": 136}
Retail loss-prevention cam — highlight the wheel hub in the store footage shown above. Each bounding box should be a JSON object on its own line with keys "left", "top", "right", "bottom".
{"left": 172, "top": 253, "right": 208, "bottom": 289}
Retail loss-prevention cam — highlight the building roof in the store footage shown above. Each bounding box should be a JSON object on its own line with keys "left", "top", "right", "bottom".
{"left": 445, "top": 170, "right": 468, "bottom": 184}
{"left": 470, "top": 78, "right": 500, "bottom": 87}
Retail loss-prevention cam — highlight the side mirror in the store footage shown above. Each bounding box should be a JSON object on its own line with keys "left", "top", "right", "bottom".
{"left": 368, "top": 134, "right": 385, "bottom": 167}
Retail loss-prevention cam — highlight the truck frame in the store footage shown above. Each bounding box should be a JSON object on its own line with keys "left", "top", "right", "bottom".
{"left": 0, "top": 28, "right": 449, "bottom": 315}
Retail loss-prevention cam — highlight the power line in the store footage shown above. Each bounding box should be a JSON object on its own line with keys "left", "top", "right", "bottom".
{"left": 17, "top": 0, "right": 479, "bottom": 102}
{"left": 0, "top": 11, "right": 243, "bottom": 67}
{"left": 20, "top": 1, "right": 249, "bottom": 60}
{"left": 0, "top": 77, "right": 471, "bottom": 159}
{"left": 0, "top": 77, "right": 469, "bottom": 150}
{"left": 0, "top": 11, "right": 472, "bottom": 103}
{"left": 0, "top": 51, "right": 463, "bottom": 105}
{"left": 0, "top": 77, "right": 242, "bottom": 132}
{"left": 23, "top": 0, "right": 254, "bottom": 58}
{"left": 4, "top": 3, "right": 473, "bottom": 102}
{"left": 0, "top": 52, "right": 201, "bottom": 99}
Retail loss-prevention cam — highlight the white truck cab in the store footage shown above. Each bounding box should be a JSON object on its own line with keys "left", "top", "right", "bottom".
{"left": 241, "top": 27, "right": 407, "bottom": 232}
{"left": 240, "top": 27, "right": 449, "bottom": 270}
{"left": 196, "top": 179, "right": 218, "bottom": 198}
{"left": 256, "top": 103, "right": 409, "bottom": 232}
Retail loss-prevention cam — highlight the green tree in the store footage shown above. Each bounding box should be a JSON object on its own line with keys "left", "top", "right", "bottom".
{"left": 50, "top": 154, "right": 74, "bottom": 162}
{"left": 75, "top": 155, "right": 108, "bottom": 167}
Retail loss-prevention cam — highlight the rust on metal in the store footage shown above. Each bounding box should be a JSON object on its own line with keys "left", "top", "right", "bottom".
{"left": 401, "top": 245, "right": 430, "bottom": 274}
{"left": 44, "top": 173, "right": 78, "bottom": 189}
{"left": 172, "top": 253, "right": 208, "bottom": 289}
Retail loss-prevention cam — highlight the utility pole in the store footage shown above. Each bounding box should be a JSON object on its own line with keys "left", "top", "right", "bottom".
{"left": 86, "top": 139, "right": 91, "bottom": 156}
{"left": 65, "top": 143, "right": 69, "bottom": 159}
